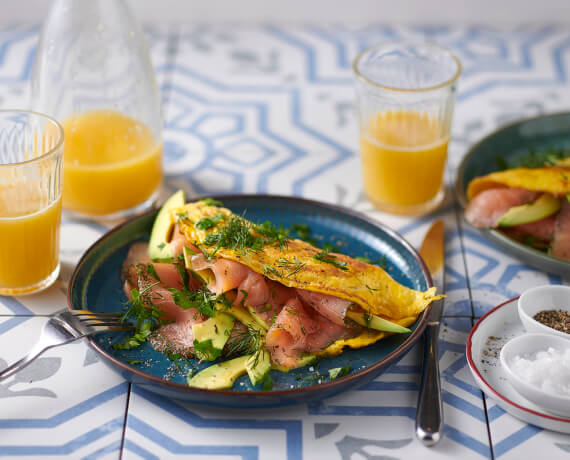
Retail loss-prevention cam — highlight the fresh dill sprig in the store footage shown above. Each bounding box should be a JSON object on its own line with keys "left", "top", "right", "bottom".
{"left": 256, "top": 221, "right": 290, "bottom": 250}
{"left": 224, "top": 324, "right": 262, "bottom": 361}
{"left": 263, "top": 265, "right": 285, "bottom": 278}
{"left": 202, "top": 215, "right": 290, "bottom": 255}
{"left": 276, "top": 256, "right": 306, "bottom": 278}
{"left": 313, "top": 248, "right": 349, "bottom": 271}
{"left": 203, "top": 215, "right": 261, "bottom": 255}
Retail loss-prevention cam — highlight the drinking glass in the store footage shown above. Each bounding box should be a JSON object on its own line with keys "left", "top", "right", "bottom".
{"left": 31, "top": 0, "right": 163, "bottom": 220}
{"left": 354, "top": 42, "right": 461, "bottom": 215}
{"left": 0, "top": 110, "right": 64, "bottom": 295}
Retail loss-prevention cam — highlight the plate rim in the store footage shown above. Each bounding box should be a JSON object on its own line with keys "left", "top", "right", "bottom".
{"left": 466, "top": 297, "right": 570, "bottom": 424}
{"left": 67, "top": 193, "right": 434, "bottom": 398}
{"left": 454, "top": 111, "right": 570, "bottom": 271}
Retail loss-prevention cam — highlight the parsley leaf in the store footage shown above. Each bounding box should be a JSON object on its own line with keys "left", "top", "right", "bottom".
{"left": 196, "top": 213, "right": 226, "bottom": 230}
{"left": 193, "top": 339, "right": 223, "bottom": 361}
{"left": 328, "top": 366, "right": 351, "bottom": 380}
{"left": 114, "top": 321, "right": 152, "bottom": 350}
{"left": 200, "top": 198, "right": 223, "bottom": 207}
{"left": 169, "top": 288, "right": 218, "bottom": 318}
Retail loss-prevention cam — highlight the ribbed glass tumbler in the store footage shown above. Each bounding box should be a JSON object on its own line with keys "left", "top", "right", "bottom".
{"left": 0, "top": 111, "right": 64, "bottom": 295}
{"left": 354, "top": 42, "right": 461, "bottom": 215}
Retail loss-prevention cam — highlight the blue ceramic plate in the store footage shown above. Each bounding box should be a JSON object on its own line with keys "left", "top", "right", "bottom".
{"left": 456, "top": 112, "right": 570, "bottom": 276}
{"left": 68, "top": 195, "right": 432, "bottom": 407}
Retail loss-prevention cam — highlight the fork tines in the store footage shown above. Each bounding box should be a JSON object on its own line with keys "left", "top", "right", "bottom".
{"left": 69, "top": 310, "right": 133, "bottom": 330}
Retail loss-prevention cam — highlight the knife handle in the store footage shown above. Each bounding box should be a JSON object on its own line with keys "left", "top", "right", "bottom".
{"left": 415, "top": 323, "right": 443, "bottom": 446}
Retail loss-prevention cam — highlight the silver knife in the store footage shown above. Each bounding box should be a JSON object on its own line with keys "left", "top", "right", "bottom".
{"left": 416, "top": 220, "right": 445, "bottom": 446}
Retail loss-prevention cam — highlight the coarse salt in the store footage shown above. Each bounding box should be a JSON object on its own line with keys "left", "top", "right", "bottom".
{"left": 509, "top": 347, "right": 570, "bottom": 397}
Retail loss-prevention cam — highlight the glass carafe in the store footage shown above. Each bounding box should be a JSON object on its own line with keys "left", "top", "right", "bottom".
{"left": 31, "top": 0, "right": 163, "bottom": 219}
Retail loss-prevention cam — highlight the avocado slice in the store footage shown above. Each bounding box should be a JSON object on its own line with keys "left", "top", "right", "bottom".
{"left": 183, "top": 246, "right": 216, "bottom": 287}
{"left": 192, "top": 313, "right": 234, "bottom": 361}
{"left": 346, "top": 310, "right": 411, "bottom": 333}
{"left": 270, "top": 354, "right": 316, "bottom": 373}
{"left": 246, "top": 306, "right": 271, "bottom": 330}
{"left": 218, "top": 303, "right": 265, "bottom": 332}
{"left": 497, "top": 193, "right": 561, "bottom": 227}
{"left": 246, "top": 348, "right": 271, "bottom": 386}
{"left": 149, "top": 190, "right": 185, "bottom": 261}
{"left": 187, "top": 355, "right": 249, "bottom": 389}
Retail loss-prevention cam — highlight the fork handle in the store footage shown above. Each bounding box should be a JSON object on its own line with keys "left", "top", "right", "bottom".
{"left": 0, "top": 323, "right": 80, "bottom": 382}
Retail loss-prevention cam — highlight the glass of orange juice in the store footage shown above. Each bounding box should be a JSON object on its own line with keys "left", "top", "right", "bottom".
{"left": 0, "top": 110, "right": 64, "bottom": 295}
{"left": 31, "top": 0, "right": 163, "bottom": 219}
{"left": 354, "top": 42, "right": 461, "bottom": 215}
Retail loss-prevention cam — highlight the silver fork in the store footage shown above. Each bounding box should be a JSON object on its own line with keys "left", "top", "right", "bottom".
{"left": 0, "top": 309, "right": 132, "bottom": 381}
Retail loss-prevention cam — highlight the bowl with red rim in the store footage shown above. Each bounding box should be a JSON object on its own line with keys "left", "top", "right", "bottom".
{"left": 500, "top": 332, "right": 570, "bottom": 418}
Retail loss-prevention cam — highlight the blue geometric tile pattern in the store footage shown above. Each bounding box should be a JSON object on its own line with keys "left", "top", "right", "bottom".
{"left": 0, "top": 23, "right": 569, "bottom": 459}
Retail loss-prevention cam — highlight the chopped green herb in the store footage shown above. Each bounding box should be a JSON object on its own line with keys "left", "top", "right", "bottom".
{"left": 169, "top": 288, "right": 218, "bottom": 317}
{"left": 321, "top": 241, "right": 340, "bottom": 253}
{"left": 127, "top": 360, "right": 143, "bottom": 365}
{"left": 261, "top": 372, "right": 273, "bottom": 391}
{"left": 114, "top": 321, "right": 152, "bottom": 350}
{"left": 157, "top": 242, "right": 166, "bottom": 250}
{"left": 363, "top": 311, "right": 372, "bottom": 327}
{"left": 224, "top": 324, "right": 262, "bottom": 360}
{"left": 204, "top": 215, "right": 261, "bottom": 255}
{"left": 313, "top": 248, "right": 349, "bottom": 271}
{"left": 146, "top": 264, "right": 160, "bottom": 282}
{"left": 259, "top": 303, "right": 272, "bottom": 313}
{"left": 174, "top": 257, "right": 190, "bottom": 289}
{"left": 276, "top": 256, "right": 306, "bottom": 278}
{"left": 200, "top": 198, "right": 223, "bottom": 207}
{"left": 114, "top": 282, "right": 165, "bottom": 350}
{"left": 195, "top": 213, "right": 226, "bottom": 230}
{"left": 263, "top": 265, "right": 284, "bottom": 278}
{"left": 495, "top": 156, "right": 508, "bottom": 171}
{"left": 291, "top": 223, "right": 311, "bottom": 240}
{"left": 193, "top": 338, "right": 223, "bottom": 361}
{"left": 328, "top": 366, "right": 351, "bottom": 380}
{"left": 255, "top": 221, "right": 290, "bottom": 250}
{"left": 240, "top": 289, "right": 249, "bottom": 307}
{"left": 185, "top": 368, "right": 195, "bottom": 383}
{"left": 355, "top": 256, "right": 372, "bottom": 264}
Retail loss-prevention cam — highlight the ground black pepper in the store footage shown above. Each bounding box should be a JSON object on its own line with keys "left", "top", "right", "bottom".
{"left": 533, "top": 309, "right": 570, "bottom": 334}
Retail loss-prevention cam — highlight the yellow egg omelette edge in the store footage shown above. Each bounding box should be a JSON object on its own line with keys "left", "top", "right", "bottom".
{"left": 467, "top": 167, "right": 570, "bottom": 200}
{"left": 174, "top": 201, "right": 440, "bottom": 323}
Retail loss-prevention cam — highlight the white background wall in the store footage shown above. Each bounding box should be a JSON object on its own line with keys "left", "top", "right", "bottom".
{"left": 0, "top": 0, "right": 569, "bottom": 24}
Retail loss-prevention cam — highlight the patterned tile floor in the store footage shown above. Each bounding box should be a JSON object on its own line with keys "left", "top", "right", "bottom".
{"left": 1, "top": 23, "right": 570, "bottom": 459}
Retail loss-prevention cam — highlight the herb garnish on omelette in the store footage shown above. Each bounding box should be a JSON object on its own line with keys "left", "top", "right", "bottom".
{"left": 118, "top": 193, "right": 440, "bottom": 390}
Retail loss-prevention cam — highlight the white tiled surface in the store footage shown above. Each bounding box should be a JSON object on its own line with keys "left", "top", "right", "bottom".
{"left": 1, "top": 24, "right": 570, "bottom": 459}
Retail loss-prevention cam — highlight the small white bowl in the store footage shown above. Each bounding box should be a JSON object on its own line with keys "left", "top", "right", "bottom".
{"left": 518, "top": 285, "right": 570, "bottom": 339}
{"left": 500, "top": 333, "right": 570, "bottom": 417}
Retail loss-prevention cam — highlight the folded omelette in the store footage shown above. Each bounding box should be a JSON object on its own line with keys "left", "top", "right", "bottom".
{"left": 172, "top": 201, "right": 439, "bottom": 357}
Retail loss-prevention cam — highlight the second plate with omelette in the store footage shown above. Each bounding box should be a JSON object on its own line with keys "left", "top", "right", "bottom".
{"left": 68, "top": 195, "right": 433, "bottom": 407}
{"left": 456, "top": 111, "right": 570, "bottom": 276}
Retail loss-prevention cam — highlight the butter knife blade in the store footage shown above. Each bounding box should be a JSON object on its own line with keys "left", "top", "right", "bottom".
{"left": 415, "top": 219, "right": 445, "bottom": 447}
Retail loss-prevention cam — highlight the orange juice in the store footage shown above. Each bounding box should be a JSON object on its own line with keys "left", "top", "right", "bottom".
{"left": 361, "top": 110, "right": 448, "bottom": 214}
{"left": 0, "top": 186, "right": 61, "bottom": 294}
{"left": 62, "top": 110, "right": 162, "bottom": 216}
